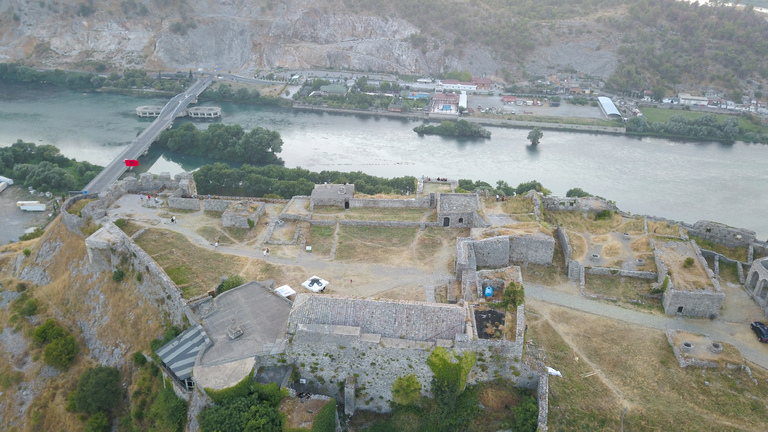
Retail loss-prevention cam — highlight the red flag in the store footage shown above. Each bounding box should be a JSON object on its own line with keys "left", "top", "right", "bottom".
{"left": 125, "top": 159, "right": 139, "bottom": 167}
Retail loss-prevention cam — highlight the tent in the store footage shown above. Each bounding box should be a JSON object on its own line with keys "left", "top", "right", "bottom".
{"left": 301, "top": 276, "right": 328, "bottom": 293}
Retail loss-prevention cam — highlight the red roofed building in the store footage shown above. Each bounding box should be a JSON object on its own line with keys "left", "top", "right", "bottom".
{"left": 502, "top": 95, "right": 517, "bottom": 105}
{"left": 472, "top": 77, "right": 492, "bottom": 90}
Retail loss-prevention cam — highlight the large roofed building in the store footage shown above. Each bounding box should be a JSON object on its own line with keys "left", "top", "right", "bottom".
{"left": 288, "top": 294, "right": 467, "bottom": 341}
{"left": 597, "top": 96, "right": 621, "bottom": 119}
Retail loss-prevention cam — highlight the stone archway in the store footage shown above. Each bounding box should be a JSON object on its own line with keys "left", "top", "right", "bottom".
{"left": 749, "top": 271, "right": 760, "bottom": 291}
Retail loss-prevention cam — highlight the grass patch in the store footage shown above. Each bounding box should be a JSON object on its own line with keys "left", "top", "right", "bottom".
{"left": 196, "top": 226, "right": 226, "bottom": 244}
{"left": 630, "top": 236, "right": 652, "bottom": 253}
{"left": 135, "top": 229, "right": 247, "bottom": 298}
{"left": 530, "top": 303, "right": 768, "bottom": 431}
{"left": 307, "top": 225, "right": 334, "bottom": 257}
{"left": 422, "top": 182, "right": 452, "bottom": 194}
{"left": 512, "top": 213, "right": 537, "bottom": 222}
{"left": 717, "top": 261, "right": 741, "bottom": 285}
{"left": 568, "top": 231, "right": 587, "bottom": 260}
{"left": 584, "top": 275, "right": 662, "bottom": 310}
{"left": 619, "top": 218, "right": 645, "bottom": 235}
{"left": 521, "top": 247, "right": 568, "bottom": 286}
{"left": 166, "top": 207, "right": 199, "bottom": 214}
{"left": 81, "top": 220, "right": 101, "bottom": 237}
{"left": 546, "top": 211, "right": 622, "bottom": 235}
{"left": 335, "top": 226, "right": 417, "bottom": 263}
{"left": 67, "top": 198, "right": 94, "bottom": 217}
{"left": 689, "top": 235, "right": 748, "bottom": 262}
{"left": 115, "top": 220, "right": 143, "bottom": 237}
{"left": 500, "top": 196, "right": 534, "bottom": 214}
{"left": 648, "top": 221, "right": 679, "bottom": 236}
{"left": 223, "top": 226, "right": 249, "bottom": 242}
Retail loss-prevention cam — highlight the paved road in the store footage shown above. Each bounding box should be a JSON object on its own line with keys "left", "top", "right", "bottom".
{"left": 525, "top": 283, "right": 768, "bottom": 371}
{"left": 84, "top": 76, "right": 214, "bottom": 194}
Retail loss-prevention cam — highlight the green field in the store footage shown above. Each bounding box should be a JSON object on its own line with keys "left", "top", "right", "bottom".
{"left": 639, "top": 107, "right": 768, "bottom": 136}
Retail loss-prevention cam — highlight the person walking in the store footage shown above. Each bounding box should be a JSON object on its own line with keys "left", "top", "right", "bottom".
{"left": 214, "top": 241, "right": 218, "bottom": 249}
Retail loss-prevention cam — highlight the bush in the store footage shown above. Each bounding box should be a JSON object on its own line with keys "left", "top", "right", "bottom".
{"left": 595, "top": 209, "right": 612, "bottom": 220}
{"left": 112, "top": 269, "right": 125, "bottom": 282}
{"left": 507, "top": 394, "right": 538, "bottom": 432}
{"left": 392, "top": 375, "right": 422, "bottom": 406}
{"left": 247, "top": 218, "right": 255, "bottom": 229}
{"left": 19, "top": 228, "right": 44, "bottom": 241}
{"left": 22, "top": 248, "right": 31, "bottom": 257}
{"left": 34, "top": 319, "right": 66, "bottom": 344}
{"left": 216, "top": 275, "right": 245, "bottom": 294}
{"left": 43, "top": 335, "right": 79, "bottom": 369}
{"left": 84, "top": 412, "right": 110, "bottom": 432}
{"left": 133, "top": 351, "right": 147, "bottom": 367}
{"left": 684, "top": 257, "right": 695, "bottom": 268}
{"left": 71, "top": 366, "right": 122, "bottom": 415}
{"left": 566, "top": 188, "right": 591, "bottom": 198}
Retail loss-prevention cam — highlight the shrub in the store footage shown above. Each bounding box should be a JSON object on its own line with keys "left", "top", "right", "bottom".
{"left": 565, "top": 188, "right": 591, "bottom": 198}
{"left": 133, "top": 351, "right": 147, "bottom": 367}
{"left": 247, "top": 218, "right": 255, "bottom": 229}
{"left": 507, "top": 393, "right": 538, "bottom": 432}
{"left": 34, "top": 319, "right": 67, "bottom": 344}
{"left": 84, "top": 412, "right": 110, "bottom": 432}
{"left": 114, "top": 218, "right": 127, "bottom": 229}
{"left": 662, "top": 275, "right": 669, "bottom": 291}
{"left": 684, "top": 257, "right": 695, "bottom": 268}
{"left": 22, "top": 248, "right": 31, "bottom": 257}
{"left": 112, "top": 269, "right": 125, "bottom": 282}
{"left": 135, "top": 272, "right": 143, "bottom": 283}
{"left": 391, "top": 375, "right": 422, "bottom": 406}
{"left": 595, "top": 209, "right": 612, "bottom": 220}
{"left": 216, "top": 275, "right": 245, "bottom": 294}
{"left": 71, "top": 366, "right": 122, "bottom": 415}
{"left": 19, "top": 228, "right": 44, "bottom": 241}
{"left": 43, "top": 335, "right": 79, "bottom": 369}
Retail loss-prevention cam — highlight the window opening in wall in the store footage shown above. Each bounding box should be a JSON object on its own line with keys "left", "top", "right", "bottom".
{"left": 677, "top": 306, "right": 684, "bottom": 313}
{"left": 458, "top": 218, "right": 464, "bottom": 223}
{"left": 344, "top": 199, "right": 349, "bottom": 209}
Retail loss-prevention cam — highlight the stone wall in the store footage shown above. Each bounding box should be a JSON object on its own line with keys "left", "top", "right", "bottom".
{"left": 687, "top": 220, "right": 756, "bottom": 248}
{"left": 473, "top": 237, "right": 510, "bottom": 268}
{"left": 584, "top": 267, "right": 657, "bottom": 279}
{"left": 282, "top": 324, "right": 523, "bottom": 414}
{"left": 650, "top": 238, "right": 668, "bottom": 284}
{"left": 168, "top": 197, "right": 201, "bottom": 211}
{"left": 61, "top": 194, "right": 92, "bottom": 234}
{"left": 662, "top": 288, "right": 724, "bottom": 318}
{"left": 509, "top": 234, "right": 555, "bottom": 265}
{"left": 537, "top": 371, "right": 549, "bottom": 432}
{"left": 555, "top": 227, "right": 572, "bottom": 268}
{"left": 203, "top": 199, "right": 233, "bottom": 212}
{"left": 349, "top": 197, "right": 430, "bottom": 208}
{"left": 84, "top": 221, "right": 194, "bottom": 326}
{"left": 542, "top": 196, "right": 618, "bottom": 213}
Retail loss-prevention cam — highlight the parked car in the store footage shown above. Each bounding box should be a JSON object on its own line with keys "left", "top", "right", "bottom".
{"left": 750, "top": 322, "right": 768, "bottom": 343}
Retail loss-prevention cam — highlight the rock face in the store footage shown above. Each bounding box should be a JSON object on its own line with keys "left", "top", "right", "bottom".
{"left": 0, "top": 0, "right": 616, "bottom": 78}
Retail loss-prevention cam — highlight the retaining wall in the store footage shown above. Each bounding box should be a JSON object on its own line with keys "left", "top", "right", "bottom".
{"left": 203, "top": 199, "right": 233, "bottom": 212}
{"left": 555, "top": 227, "right": 572, "bottom": 269}
{"left": 509, "top": 234, "right": 555, "bottom": 265}
{"left": 687, "top": 220, "right": 756, "bottom": 248}
{"left": 473, "top": 237, "right": 510, "bottom": 268}
{"left": 584, "top": 267, "right": 657, "bottom": 279}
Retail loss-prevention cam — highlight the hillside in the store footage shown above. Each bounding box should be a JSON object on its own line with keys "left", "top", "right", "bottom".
{"left": 2, "top": 0, "right": 768, "bottom": 96}
{"left": 0, "top": 220, "right": 164, "bottom": 430}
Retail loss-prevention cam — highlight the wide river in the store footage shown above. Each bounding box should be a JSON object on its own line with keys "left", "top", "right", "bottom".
{"left": 1, "top": 83, "right": 766, "bottom": 239}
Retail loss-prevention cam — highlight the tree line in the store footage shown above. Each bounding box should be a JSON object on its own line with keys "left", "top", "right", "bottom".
{"left": 156, "top": 123, "right": 284, "bottom": 165}
{"left": 626, "top": 114, "right": 741, "bottom": 142}
{"left": 413, "top": 120, "right": 491, "bottom": 138}
{"left": 193, "top": 163, "right": 416, "bottom": 198}
{"left": 0, "top": 140, "right": 102, "bottom": 193}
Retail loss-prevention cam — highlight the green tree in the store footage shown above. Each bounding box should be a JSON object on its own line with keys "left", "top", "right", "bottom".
{"left": 71, "top": 366, "right": 122, "bottom": 415}
{"left": 391, "top": 374, "right": 422, "bottom": 406}
{"left": 566, "top": 188, "right": 591, "bottom": 198}
{"left": 33, "top": 319, "right": 66, "bottom": 344}
{"left": 515, "top": 180, "right": 550, "bottom": 196}
{"left": 527, "top": 127, "right": 543, "bottom": 145}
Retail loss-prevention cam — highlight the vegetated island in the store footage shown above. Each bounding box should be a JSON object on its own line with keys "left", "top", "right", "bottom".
{"left": 156, "top": 123, "right": 284, "bottom": 165}
{"left": 414, "top": 120, "right": 491, "bottom": 139}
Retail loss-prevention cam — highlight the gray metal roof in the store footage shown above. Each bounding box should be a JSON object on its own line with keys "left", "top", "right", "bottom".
{"left": 156, "top": 324, "right": 210, "bottom": 380}
{"left": 597, "top": 97, "right": 621, "bottom": 118}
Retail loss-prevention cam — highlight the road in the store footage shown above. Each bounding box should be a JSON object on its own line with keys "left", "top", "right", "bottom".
{"left": 84, "top": 76, "right": 214, "bottom": 194}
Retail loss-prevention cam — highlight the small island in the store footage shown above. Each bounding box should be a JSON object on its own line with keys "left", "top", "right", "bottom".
{"left": 413, "top": 120, "right": 491, "bottom": 139}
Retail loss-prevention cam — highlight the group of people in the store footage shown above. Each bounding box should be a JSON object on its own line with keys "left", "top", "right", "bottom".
{"left": 425, "top": 177, "right": 448, "bottom": 182}
{"left": 495, "top": 194, "right": 506, "bottom": 202}
{"left": 139, "top": 194, "right": 160, "bottom": 204}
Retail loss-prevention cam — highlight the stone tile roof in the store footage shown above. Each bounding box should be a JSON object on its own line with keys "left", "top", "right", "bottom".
{"left": 288, "top": 294, "right": 466, "bottom": 341}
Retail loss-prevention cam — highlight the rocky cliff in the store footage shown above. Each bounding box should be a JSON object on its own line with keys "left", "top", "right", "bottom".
{"left": 0, "top": 0, "right": 616, "bottom": 78}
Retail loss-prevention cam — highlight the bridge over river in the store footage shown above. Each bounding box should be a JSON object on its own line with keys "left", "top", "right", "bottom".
{"left": 83, "top": 75, "right": 214, "bottom": 194}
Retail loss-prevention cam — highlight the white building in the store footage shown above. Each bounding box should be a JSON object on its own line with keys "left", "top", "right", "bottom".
{"left": 678, "top": 93, "right": 709, "bottom": 106}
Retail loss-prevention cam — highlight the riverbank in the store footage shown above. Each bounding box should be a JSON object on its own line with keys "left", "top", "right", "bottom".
{"left": 291, "top": 103, "right": 626, "bottom": 134}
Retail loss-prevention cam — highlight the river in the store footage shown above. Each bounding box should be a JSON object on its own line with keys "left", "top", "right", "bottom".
{"left": 1, "top": 82, "right": 766, "bottom": 239}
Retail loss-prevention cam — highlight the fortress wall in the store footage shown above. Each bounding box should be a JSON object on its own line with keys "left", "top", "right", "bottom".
{"left": 687, "top": 220, "right": 756, "bottom": 248}
{"left": 349, "top": 198, "right": 430, "bottom": 208}
{"left": 662, "top": 288, "right": 725, "bottom": 318}
{"left": 510, "top": 234, "right": 554, "bottom": 265}
{"left": 473, "top": 236, "right": 510, "bottom": 268}
{"left": 203, "top": 199, "right": 233, "bottom": 212}
{"left": 555, "top": 227, "right": 572, "bottom": 268}
{"left": 585, "top": 267, "right": 657, "bottom": 279}
{"left": 169, "top": 197, "right": 201, "bottom": 210}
